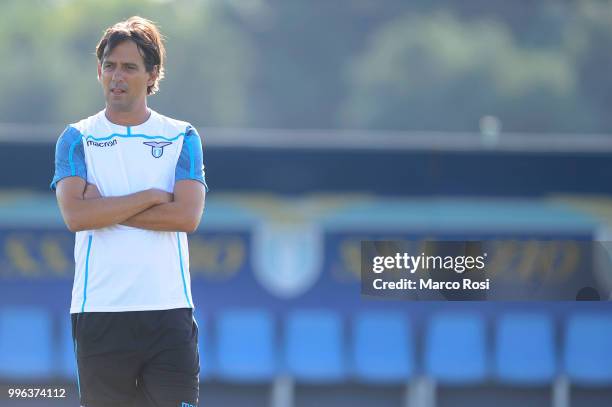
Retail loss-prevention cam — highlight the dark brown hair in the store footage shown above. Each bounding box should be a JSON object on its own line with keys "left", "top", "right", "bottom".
{"left": 96, "top": 16, "right": 165, "bottom": 95}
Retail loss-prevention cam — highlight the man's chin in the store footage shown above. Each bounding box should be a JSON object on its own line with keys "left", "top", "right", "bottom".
{"left": 106, "top": 100, "right": 132, "bottom": 112}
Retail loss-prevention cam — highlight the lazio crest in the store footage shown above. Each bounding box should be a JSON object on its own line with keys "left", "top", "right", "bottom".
{"left": 143, "top": 141, "right": 172, "bottom": 158}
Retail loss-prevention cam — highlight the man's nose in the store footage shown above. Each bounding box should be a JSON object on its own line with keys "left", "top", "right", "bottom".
{"left": 111, "top": 69, "right": 124, "bottom": 82}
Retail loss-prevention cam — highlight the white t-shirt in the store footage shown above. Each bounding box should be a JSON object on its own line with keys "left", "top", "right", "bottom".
{"left": 51, "top": 109, "right": 207, "bottom": 314}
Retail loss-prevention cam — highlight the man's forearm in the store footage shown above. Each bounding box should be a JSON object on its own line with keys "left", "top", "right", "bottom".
{"left": 121, "top": 202, "right": 200, "bottom": 232}
{"left": 121, "top": 201, "right": 200, "bottom": 232}
{"left": 62, "top": 190, "right": 162, "bottom": 232}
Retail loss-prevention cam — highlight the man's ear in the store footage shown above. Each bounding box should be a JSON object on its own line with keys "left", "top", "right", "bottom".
{"left": 97, "top": 63, "right": 102, "bottom": 82}
{"left": 147, "top": 65, "right": 159, "bottom": 87}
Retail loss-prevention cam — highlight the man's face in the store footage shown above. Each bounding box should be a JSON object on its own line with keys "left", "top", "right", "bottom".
{"left": 97, "top": 40, "right": 156, "bottom": 112}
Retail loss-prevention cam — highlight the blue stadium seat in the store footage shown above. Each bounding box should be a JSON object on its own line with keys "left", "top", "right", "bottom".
{"left": 217, "top": 309, "right": 276, "bottom": 382}
{"left": 352, "top": 311, "right": 413, "bottom": 383}
{"left": 495, "top": 313, "right": 556, "bottom": 385}
{"left": 425, "top": 313, "right": 487, "bottom": 384}
{"left": 285, "top": 310, "right": 345, "bottom": 382}
{"left": 564, "top": 313, "right": 612, "bottom": 385}
{"left": 193, "top": 310, "right": 212, "bottom": 379}
{"left": 58, "top": 314, "right": 77, "bottom": 379}
{"left": 0, "top": 307, "right": 53, "bottom": 379}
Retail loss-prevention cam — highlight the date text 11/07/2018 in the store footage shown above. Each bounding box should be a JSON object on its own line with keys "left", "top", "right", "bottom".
{"left": 373, "top": 278, "right": 491, "bottom": 290}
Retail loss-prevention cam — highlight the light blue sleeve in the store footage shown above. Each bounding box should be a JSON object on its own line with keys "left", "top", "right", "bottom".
{"left": 50, "top": 126, "right": 87, "bottom": 190}
{"left": 175, "top": 125, "right": 208, "bottom": 191}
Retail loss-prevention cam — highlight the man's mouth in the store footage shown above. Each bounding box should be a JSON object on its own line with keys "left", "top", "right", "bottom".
{"left": 111, "top": 88, "right": 126, "bottom": 95}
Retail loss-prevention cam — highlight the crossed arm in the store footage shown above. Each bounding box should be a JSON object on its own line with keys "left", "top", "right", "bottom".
{"left": 55, "top": 177, "right": 206, "bottom": 233}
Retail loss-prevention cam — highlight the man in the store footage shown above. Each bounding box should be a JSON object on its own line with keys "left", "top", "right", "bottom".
{"left": 50, "top": 16, "right": 206, "bottom": 407}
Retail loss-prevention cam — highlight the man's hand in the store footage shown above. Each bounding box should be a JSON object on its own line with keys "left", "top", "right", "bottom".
{"left": 83, "top": 183, "right": 101, "bottom": 200}
{"left": 152, "top": 190, "right": 174, "bottom": 205}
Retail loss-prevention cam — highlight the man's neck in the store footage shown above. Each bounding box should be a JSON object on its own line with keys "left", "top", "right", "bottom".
{"left": 105, "top": 104, "right": 151, "bottom": 127}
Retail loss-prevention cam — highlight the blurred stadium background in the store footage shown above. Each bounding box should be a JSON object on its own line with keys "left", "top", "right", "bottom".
{"left": 2, "top": 1, "right": 612, "bottom": 406}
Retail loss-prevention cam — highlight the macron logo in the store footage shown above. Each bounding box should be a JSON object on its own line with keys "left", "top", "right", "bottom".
{"left": 87, "top": 139, "right": 117, "bottom": 148}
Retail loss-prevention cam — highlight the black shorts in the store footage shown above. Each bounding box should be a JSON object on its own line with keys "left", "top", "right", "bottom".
{"left": 72, "top": 308, "right": 200, "bottom": 407}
